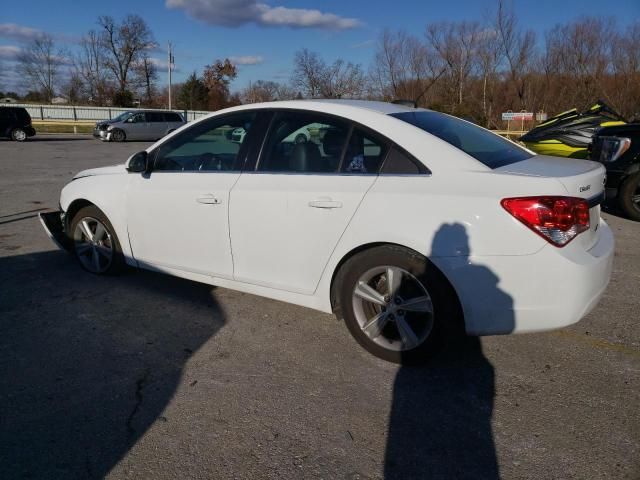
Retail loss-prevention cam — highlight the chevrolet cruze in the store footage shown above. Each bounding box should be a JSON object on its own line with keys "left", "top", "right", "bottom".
{"left": 40, "top": 100, "right": 614, "bottom": 363}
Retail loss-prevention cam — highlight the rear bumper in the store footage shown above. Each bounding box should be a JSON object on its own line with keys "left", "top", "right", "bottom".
{"left": 434, "top": 219, "right": 615, "bottom": 335}
{"left": 38, "top": 211, "right": 72, "bottom": 251}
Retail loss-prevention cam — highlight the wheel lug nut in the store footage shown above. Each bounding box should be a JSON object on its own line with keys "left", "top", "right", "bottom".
{"left": 398, "top": 310, "right": 404, "bottom": 316}
{"left": 394, "top": 298, "right": 401, "bottom": 304}
{"left": 384, "top": 295, "right": 390, "bottom": 303}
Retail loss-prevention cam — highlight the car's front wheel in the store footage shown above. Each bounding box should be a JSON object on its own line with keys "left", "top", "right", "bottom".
{"left": 11, "top": 128, "right": 27, "bottom": 142}
{"left": 619, "top": 172, "right": 640, "bottom": 222}
{"left": 336, "top": 245, "right": 462, "bottom": 363}
{"left": 110, "top": 129, "right": 126, "bottom": 142}
{"left": 69, "top": 205, "right": 125, "bottom": 274}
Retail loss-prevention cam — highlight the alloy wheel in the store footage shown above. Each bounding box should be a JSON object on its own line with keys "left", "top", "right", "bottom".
{"left": 352, "top": 266, "right": 434, "bottom": 352}
{"left": 73, "top": 217, "right": 114, "bottom": 273}
{"left": 12, "top": 129, "right": 26, "bottom": 141}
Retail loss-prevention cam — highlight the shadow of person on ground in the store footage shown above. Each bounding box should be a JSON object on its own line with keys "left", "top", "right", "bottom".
{"left": 384, "top": 223, "right": 514, "bottom": 479}
{"left": 0, "top": 250, "right": 225, "bottom": 479}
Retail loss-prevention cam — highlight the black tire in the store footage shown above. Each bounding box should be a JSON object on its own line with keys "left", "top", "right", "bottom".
{"left": 69, "top": 205, "right": 125, "bottom": 275}
{"left": 335, "top": 245, "right": 463, "bottom": 364}
{"left": 110, "top": 129, "right": 126, "bottom": 142}
{"left": 618, "top": 172, "right": 640, "bottom": 222}
{"left": 11, "top": 128, "right": 27, "bottom": 142}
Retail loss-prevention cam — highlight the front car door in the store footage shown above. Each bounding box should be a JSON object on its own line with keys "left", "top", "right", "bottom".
{"left": 229, "top": 110, "right": 389, "bottom": 295}
{"left": 122, "top": 112, "right": 147, "bottom": 140}
{"left": 127, "top": 111, "right": 256, "bottom": 278}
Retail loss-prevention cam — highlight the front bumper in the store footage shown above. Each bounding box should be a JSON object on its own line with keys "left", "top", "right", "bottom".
{"left": 93, "top": 129, "right": 109, "bottom": 140}
{"left": 39, "top": 210, "right": 72, "bottom": 251}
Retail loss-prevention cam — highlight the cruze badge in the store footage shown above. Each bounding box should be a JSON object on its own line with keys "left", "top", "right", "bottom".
{"left": 579, "top": 184, "right": 591, "bottom": 193}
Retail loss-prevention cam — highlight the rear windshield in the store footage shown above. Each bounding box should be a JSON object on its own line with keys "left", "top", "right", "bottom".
{"left": 13, "top": 108, "right": 31, "bottom": 123}
{"left": 390, "top": 111, "right": 533, "bottom": 169}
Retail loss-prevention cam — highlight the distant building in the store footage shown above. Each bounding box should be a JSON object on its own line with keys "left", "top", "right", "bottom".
{"left": 51, "top": 97, "right": 69, "bottom": 104}
{"left": 0, "top": 97, "right": 17, "bottom": 104}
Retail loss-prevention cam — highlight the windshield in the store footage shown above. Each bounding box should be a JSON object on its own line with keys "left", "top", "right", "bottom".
{"left": 390, "top": 111, "right": 533, "bottom": 169}
{"left": 112, "top": 112, "right": 132, "bottom": 122}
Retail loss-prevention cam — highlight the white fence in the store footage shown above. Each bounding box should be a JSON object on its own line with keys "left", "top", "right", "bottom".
{"left": 9, "top": 104, "right": 211, "bottom": 122}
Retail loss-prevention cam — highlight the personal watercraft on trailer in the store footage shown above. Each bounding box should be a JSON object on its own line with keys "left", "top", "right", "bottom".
{"left": 520, "top": 102, "right": 626, "bottom": 158}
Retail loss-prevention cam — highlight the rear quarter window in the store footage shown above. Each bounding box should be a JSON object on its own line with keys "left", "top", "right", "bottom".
{"left": 390, "top": 111, "right": 533, "bottom": 169}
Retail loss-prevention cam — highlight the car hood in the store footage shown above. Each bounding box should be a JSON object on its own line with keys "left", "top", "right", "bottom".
{"left": 73, "top": 164, "right": 126, "bottom": 180}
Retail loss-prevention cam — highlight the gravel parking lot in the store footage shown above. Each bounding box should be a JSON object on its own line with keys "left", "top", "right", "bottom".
{"left": 0, "top": 134, "right": 638, "bottom": 480}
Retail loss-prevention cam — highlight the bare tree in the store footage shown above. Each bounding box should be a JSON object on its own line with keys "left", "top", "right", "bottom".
{"left": 426, "top": 21, "right": 482, "bottom": 108}
{"left": 320, "top": 59, "right": 365, "bottom": 98}
{"left": 292, "top": 49, "right": 327, "bottom": 98}
{"left": 610, "top": 21, "right": 640, "bottom": 118}
{"left": 16, "top": 33, "right": 65, "bottom": 102}
{"left": 75, "top": 30, "right": 111, "bottom": 105}
{"left": 370, "top": 30, "right": 444, "bottom": 105}
{"left": 98, "top": 15, "right": 156, "bottom": 97}
{"left": 495, "top": 0, "right": 536, "bottom": 109}
{"left": 476, "top": 28, "right": 503, "bottom": 126}
{"left": 134, "top": 53, "right": 158, "bottom": 106}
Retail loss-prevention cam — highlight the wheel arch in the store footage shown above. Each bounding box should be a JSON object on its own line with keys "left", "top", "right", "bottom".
{"left": 64, "top": 198, "right": 96, "bottom": 231}
{"left": 329, "top": 242, "right": 464, "bottom": 327}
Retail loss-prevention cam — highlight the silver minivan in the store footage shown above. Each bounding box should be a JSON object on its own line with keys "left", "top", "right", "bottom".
{"left": 93, "top": 110, "right": 186, "bottom": 142}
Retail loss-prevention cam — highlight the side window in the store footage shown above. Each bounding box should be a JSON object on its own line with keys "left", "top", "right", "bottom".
{"left": 127, "top": 112, "right": 146, "bottom": 123}
{"left": 153, "top": 113, "right": 255, "bottom": 172}
{"left": 341, "top": 128, "right": 389, "bottom": 174}
{"left": 146, "top": 112, "right": 164, "bottom": 122}
{"left": 258, "top": 112, "right": 349, "bottom": 173}
{"left": 381, "top": 146, "right": 428, "bottom": 175}
{"left": 164, "top": 112, "right": 183, "bottom": 122}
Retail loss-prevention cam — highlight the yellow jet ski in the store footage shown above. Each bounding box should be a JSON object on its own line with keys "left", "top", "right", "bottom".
{"left": 520, "top": 101, "right": 626, "bottom": 158}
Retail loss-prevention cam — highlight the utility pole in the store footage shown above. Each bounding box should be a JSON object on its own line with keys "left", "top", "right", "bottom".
{"left": 168, "top": 42, "right": 174, "bottom": 110}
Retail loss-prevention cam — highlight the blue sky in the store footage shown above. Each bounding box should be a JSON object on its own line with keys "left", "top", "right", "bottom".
{"left": 1, "top": 0, "right": 639, "bottom": 93}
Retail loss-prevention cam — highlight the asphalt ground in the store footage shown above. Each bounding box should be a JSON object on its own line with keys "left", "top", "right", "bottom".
{"left": 0, "top": 134, "right": 638, "bottom": 480}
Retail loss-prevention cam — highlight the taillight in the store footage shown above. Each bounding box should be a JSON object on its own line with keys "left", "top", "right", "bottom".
{"left": 501, "top": 196, "right": 590, "bottom": 247}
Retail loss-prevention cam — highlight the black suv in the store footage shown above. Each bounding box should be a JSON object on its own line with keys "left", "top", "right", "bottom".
{"left": 590, "top": 123, "right": 640, "bottom": 221}
{"left": 0, "top": 106, "right": 36, "bottom": 141}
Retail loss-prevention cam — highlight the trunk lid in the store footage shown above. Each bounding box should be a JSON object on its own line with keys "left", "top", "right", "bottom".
{"left": 496, "top": 155, "right": 605, "bottom": 250}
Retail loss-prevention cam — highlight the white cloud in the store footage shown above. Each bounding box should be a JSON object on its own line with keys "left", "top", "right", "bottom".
{"left": 229, "top": 55, "right": 264, "bottom": 65}
{"left": 165, "top": 0, "right": 361, "bottom": 30}
{"left": 0, "top": 45, "right": 21, "bottom": 60}
{"left": 0, "top": 23, "right": 44, "bottom": 42}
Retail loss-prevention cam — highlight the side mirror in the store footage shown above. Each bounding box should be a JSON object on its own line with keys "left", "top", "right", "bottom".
{"left": 126, "top": 151, "right": 148, "bottom": 173}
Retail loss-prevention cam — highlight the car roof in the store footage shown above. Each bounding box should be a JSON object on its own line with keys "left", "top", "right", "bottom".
{"left": 219, "top": 99, "right": 428, "bottom": 117}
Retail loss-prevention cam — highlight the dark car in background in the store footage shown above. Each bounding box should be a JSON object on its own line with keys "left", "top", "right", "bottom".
{"left": 0, "top": 106, "right": 36, "bottom": 142}
{"left": 93, "top": 110, "right": 185, "bottom": 142}
{"left": 590, "top": 123, "right": 640, "bottom": 221}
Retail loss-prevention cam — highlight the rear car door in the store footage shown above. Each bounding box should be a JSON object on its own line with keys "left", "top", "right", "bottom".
{"left": 127, "top": 112, "right": 256, "bottom": 278}
{"left": 229, "top": 110, "right": 389, "bottom": 295}
{"left": 145, "top": 111, "right": 166, "bottom": 139}
{"left": 164, "top": 112, "right": 185, "bottom": 132}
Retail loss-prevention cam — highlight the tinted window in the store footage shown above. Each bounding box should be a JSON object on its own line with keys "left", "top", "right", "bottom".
{"left": 258, "top": 112, "right": 349, "bottom": 173}
{"left": 127, "top": 112, "right": 146, "bottom": 123}
{"left": 391, "top": 111, "right": 533, "bottom": 169}
{"left": 154, "top": 113, "right": 254, "bottom": 172}
{"left": 341, "top": 128, "right": 388, "bottom": 174}
{"left": 14, "top": 108, "right": 31, "bottom": 123}
{"left": 164, "top": 112, "right": 183, "bottom": 122}
{"left": 146, "top": 112, "right": 164, "bottom": 122}
{"left": 381, "top": 147, "right": 426, "bottom": 174}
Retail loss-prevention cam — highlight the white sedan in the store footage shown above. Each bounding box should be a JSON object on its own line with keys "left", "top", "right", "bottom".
{"left": 40, "top": 100, "right": 614, "bottom": 363}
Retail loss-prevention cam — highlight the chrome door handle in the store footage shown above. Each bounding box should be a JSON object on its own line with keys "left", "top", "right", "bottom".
{"left": 197, "top": 194, "right": 221, "bottom": 204}
{"left": 308, "top": 199, "right": 342, "bottom": 209}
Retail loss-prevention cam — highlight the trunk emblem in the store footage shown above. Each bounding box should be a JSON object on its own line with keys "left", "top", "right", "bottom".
{"left": 579, "top": 185, "right": 591, "bottom": 193}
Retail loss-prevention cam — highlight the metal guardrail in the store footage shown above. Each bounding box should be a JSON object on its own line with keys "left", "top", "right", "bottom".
{"left": 6, "top": 104, "right": 211, "bottom": 123}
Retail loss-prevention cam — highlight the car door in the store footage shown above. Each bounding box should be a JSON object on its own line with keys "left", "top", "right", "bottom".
{"left": 127, "top": 111, "right": 256, "bottom": 278}
{"left": 122, "top": 112, "right": 147, "bottom": 140}
{"left": 144, "top": 111, "right": 165, "bottom": 139}
{"left": 229, "top": 110, "right": 389, "bottom": 295}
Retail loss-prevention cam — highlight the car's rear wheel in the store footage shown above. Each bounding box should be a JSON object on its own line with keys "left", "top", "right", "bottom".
{"left": 110, "top": 129, "right": 126, "bottom": 142}
{"left": 619, "top": 172, "right": 640, "bottom": 222}
{"left": 70, "top": 205, "right": 125, "bottom": 275}
{"left": 336, "top": 245, "right": 462, "bottom": 364}
{"left": 11, "top": 128, "right": 27, "bottom": 142}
